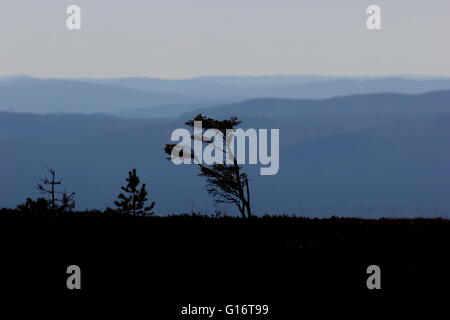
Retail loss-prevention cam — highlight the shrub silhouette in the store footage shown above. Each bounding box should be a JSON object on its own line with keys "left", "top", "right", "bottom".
{"left": 16, "top": 197, "right": 50, "bottom": 215}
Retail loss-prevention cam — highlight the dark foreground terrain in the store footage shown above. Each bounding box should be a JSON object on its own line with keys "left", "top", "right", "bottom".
{"left": 1, "top": 210, "right": 449, "bottom": 317}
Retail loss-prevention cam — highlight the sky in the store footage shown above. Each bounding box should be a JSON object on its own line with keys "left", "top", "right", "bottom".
{"left": 0, "top": 0, "right": 449, "bottom": 79}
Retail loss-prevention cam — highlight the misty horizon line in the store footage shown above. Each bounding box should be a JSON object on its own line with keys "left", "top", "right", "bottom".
{"left": 2, "top": 74, "right": 450, "bottom": 81}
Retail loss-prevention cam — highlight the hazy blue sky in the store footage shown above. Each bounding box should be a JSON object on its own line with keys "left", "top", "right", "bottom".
{"left": 1, "top": 0, "right": 449, "bottom": 79}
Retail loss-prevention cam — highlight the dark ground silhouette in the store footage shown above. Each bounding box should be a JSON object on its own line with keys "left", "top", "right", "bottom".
{"left": 1, "top": 209, "right": 449, "bottom": 316}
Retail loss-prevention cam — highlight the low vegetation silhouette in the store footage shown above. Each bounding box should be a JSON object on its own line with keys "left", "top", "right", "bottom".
{"left": 14, "top": 167, "right": 156, "bottom": 217}
{"left": 16, "top": 167, "right": 76, "bottom": 215}
{"left": 1, "top": 140, "right": 449, "bottom": 310}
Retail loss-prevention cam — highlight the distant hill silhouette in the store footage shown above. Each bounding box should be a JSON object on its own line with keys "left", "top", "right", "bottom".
{"left": 1, "top": 90, "right": 450, "bottom": 216}
{"left": 2, "top": 75, "right": 450, "bottom": 118}
{"left": 0, "top": 78, "right": 197, "bottom": 114}
{"left": 183, "top": 90, "right": 450, "bottom": 119}
{"left": 84, "top": 76, "right": 450, "bottom": 100}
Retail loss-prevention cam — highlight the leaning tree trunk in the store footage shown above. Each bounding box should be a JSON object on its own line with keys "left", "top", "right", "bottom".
{"left": 233, "top": 160, "right": 249, "bottom": 218}
{"left": 245, "top": 178, "right": 252, "bottom": 218}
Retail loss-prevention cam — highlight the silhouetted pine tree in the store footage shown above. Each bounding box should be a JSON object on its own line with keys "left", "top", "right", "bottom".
{"left": 35, "top": 167, "right": 76, "bottom": 214}
{"left": 164, "top": 114, "right": 252, "bottom": 218}
{"left": 36, "top": 167, "right": 61, "bottom": 211}
{"left": 114, "top": 169, "right": 155, "bottom": 216}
